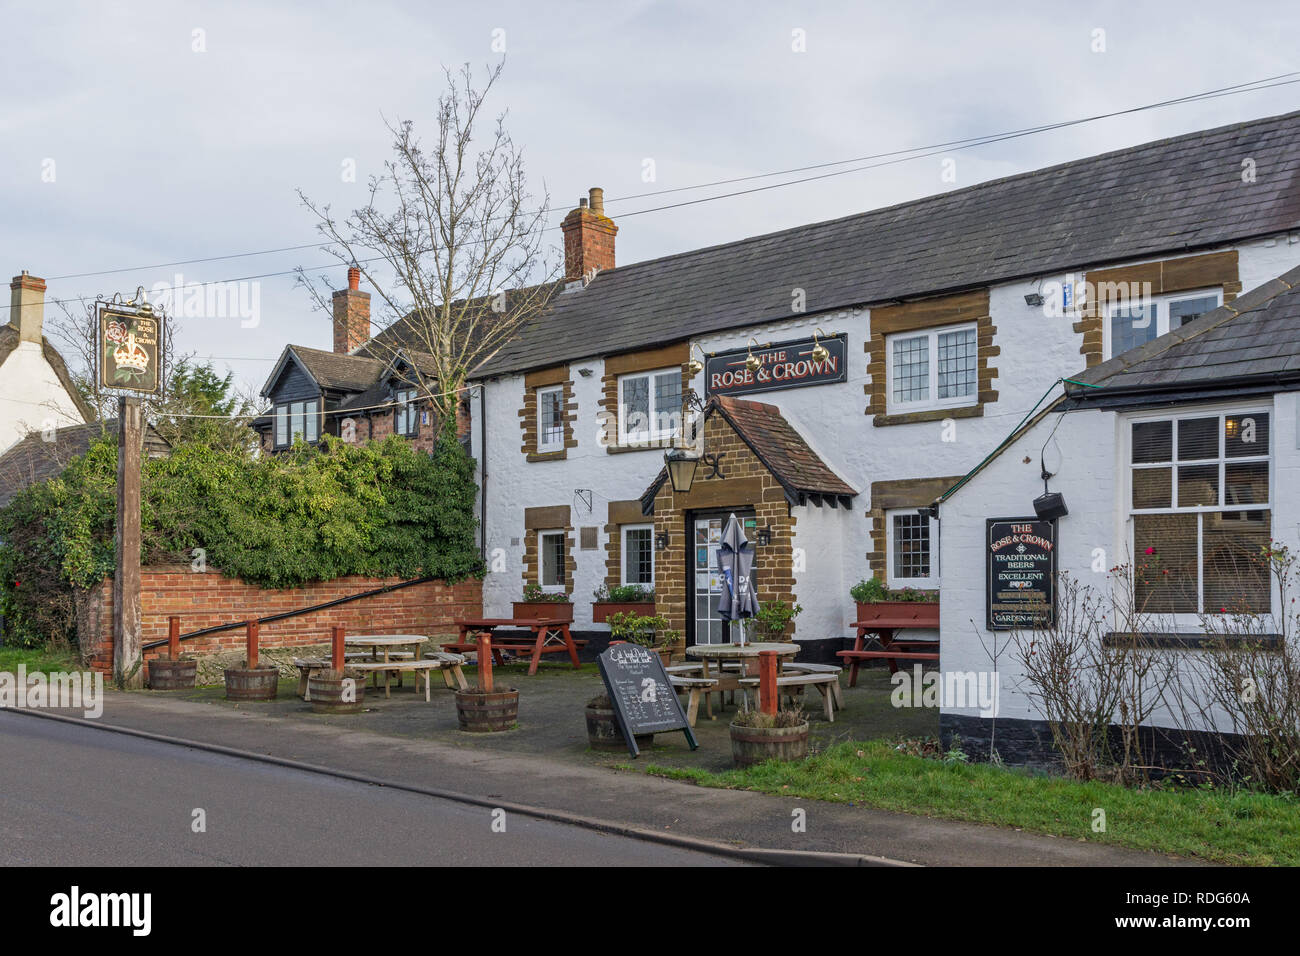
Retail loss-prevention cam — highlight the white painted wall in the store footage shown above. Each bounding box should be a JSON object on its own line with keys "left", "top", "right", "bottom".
{"left": 937, "top": 393, "right": 1300, "bottom": 734}
{"left": 472, "top": 233, "right": 1300, "bottom": 641}
{"left": 0, "top": 341, "right": 86, "bottom": 454}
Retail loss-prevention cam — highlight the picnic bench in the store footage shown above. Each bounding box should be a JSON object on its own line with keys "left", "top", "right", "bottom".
{"left": 292, "top": 650, "right": 468, "bottom": 701}
{"left": 444, "top": 618, "right": 584, "bottom": 676}
{"left": 838, "top": 616, "right": 939, "bottom": 687}
{"left": 738, "top": 672, "right": 841, "bottom": 722}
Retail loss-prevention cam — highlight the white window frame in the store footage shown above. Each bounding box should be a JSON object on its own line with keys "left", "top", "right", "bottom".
{"left": 1123, "top": 403, "right": 1273, "bottom": 620}
{"left": 1103, "top": 288, "right": 1222, "bottom": 361}
{"left": 275, "top": 398, "right": 319, "bottom": 447}
{"left": 885, "top": 509, "right": 939, "bottom": 589}
{"left": 621, "top": 523, "right": 655, "bottom": 587}
{"left": 537, "top": 385, "right": 564, "bottom": 453}
{"left": 538, "top": 529, "right": 567, "bottom": 593}
{"left": 618, "top": 367, "right": 682, "bottom": 444}
{"left": 884, "top": 322, "right": 979, "bottom": 415}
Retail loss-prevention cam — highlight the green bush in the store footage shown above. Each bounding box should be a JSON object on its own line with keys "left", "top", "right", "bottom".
{"left": 0, "top": 426, "right": 481, "bottom": 648}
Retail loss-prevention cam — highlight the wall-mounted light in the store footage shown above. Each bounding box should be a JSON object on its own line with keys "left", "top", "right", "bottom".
{"left": 664, "top": 446, "right": 700, "bottom": 494}
{"left": 1024, "top": 292, "right": 1045, "bottom": 307}
{"left": 686, "top": 344, "right": 707, "bottom": 376}
{"left": 756, "top": 526, "right": 772, "bottom": 547}
{"left": 654, "top": 531, "right": 669, "bottom": 551}
{"left": 810, "top": 328, "right": 830, "bottom": 364}
{"left": 577, "top": 367, "right": 594, "bottom": 378}
{"left": 744, "top": 337, "right": 763, "bottom": 374}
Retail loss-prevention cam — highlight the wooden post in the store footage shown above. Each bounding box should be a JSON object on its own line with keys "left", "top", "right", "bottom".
{"left": 331, "top": 625, "right": 345, "bottom": 671}
{"left": 477, "top": 633, "right": 493, "bottom": 693}
{"left": 112, "top": 396, "right": 144, "bottom": 689}
{"left": 759, "top": 650, "right": 778, "bottom": 715}
{"left": 167, "top": 616, "right": 180, "bottom": 659}
{"left": 246, "top": 620, "right": 259, "bottom": 670}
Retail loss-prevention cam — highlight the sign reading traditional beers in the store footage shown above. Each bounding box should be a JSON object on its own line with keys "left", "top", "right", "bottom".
{"left": 99, "top": 306, "right": 162, "bottom": 394}
{"left": 704, "top": 333, "right": 847, "bottom": 398}
{"left": 986, "top": 517, "right": 1056, "bottom": 630}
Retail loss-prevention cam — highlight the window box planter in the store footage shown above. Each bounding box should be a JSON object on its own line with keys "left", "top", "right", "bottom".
{"left": 853, "top": 600, "right": 940, "bottom": 627}
{"left": 512, "top": 601, "right": 574, "bottom": 623}
{"left": 592, "top": 601, "right": 656, "bottom": 623}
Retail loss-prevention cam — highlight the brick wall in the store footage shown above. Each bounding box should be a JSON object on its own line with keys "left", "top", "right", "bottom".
{"left": 79, "top": 564, "right": 482, "bottom": 674}
{"left": 652, "top": 413, "right": 796, "bottom": 639}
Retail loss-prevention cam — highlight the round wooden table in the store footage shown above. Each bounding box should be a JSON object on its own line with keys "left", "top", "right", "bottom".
{"left": 684, "top": 643, "right": 799, "bottom": 710}
{"left": 345, "top": 635, "right": 426, "bottom": 696}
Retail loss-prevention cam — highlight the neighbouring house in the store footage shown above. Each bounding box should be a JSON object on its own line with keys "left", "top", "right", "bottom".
{"left": 250, "top": 267, "right": 472, "bottom": 454}
{"left": 932, "top": 265, "right": 1300, "bottom": 766}
{"left": 0, "top": 271, "right": 95, "bottom": 456}
{"left": 0, "top": 419, "right": 170, "bottom": 509}
{"left": 259, "top": 110, "right": 1300, "bottom": 661}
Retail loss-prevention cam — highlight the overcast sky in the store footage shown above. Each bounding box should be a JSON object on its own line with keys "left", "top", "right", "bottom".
{"left": 4, "top": 0, "right": 1298, "bottom": 398}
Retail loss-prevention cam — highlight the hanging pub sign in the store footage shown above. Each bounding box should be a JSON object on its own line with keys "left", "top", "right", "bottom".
{"left": 986, "top": 517, "right": 1056, "bottom": 630}
{"left": 99, "top": 305, "right": 163, "bottom": 395}
{"left": 703, "top": 332, "right": 847, "bottom": 398}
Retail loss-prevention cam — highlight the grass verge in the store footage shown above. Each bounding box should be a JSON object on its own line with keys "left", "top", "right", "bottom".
{"left": 0, "top": 646, "right": 82, "bottom": 676}
{"left": 645, "top": 739, "right": 1300, "bottom": 866}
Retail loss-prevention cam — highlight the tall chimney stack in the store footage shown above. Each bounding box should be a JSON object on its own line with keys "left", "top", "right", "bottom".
{"left": 332, "top": 265, "right": 370, "bottom": 353}
{"left": 561, "top": 186, "right": 617, "bottom": 281}
{"left": 9, "top": 271, "right": 46, "bottom": 344}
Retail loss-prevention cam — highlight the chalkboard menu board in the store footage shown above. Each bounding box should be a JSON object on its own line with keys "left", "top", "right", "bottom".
{"left": 986, "top": 517, "right": 1057, "bottom": 630}
{"left": 596, "top": 644, "right": 698, "bottom": 758}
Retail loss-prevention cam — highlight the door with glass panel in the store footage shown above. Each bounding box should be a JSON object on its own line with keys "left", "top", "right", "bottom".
{"left": 687, "top": 509, "right": 756, "bottom": 645}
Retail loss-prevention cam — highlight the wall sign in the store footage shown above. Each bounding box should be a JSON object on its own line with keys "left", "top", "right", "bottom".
{"left": 703, "top": 332, "right": 847, "bottom": 398}
{"left": 986, "top": 517, "right": 1056, "bottom": 630}
{"left": 99, "top": 306, "right": 163, "bottom": 394}
{"left": 596, "top": 643, "right": 698, "bottom": 757}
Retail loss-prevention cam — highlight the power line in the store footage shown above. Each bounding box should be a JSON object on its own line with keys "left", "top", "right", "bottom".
{"left": 29, "top": 70, "right": 1299, "bottom": 291}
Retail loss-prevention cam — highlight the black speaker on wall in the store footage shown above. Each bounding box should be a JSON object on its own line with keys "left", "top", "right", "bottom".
{"left": 1033, "top": 491, "right": 1069, "bottom": 521}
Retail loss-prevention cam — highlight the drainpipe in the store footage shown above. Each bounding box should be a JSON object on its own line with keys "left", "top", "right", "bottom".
{"left": 478, "top": 382, "right": 488, "bottom": 562}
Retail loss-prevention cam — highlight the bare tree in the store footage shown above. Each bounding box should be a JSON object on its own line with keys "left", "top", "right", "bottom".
{"left": 297, "top": 60, "right": 558, "bottom": 420}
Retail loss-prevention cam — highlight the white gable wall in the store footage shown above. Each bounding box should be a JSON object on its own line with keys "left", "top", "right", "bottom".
{"left": 0, "top": 342, "right": 87, "bottom": 455}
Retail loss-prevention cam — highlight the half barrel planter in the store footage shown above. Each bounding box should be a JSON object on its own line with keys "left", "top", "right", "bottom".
{"left": 455, "top": 687, "right": 520, "bottom": 732}
{"left": 585, "top": 701, "right": 654, "bottom": 751}
{"left": 223, "top": 665, "right": 281, "bottom": 701}
{"left": 308, "top": 670, "right": 367, "bottom": 715}
{"left": 147, "top": 657, "right": 197, "bottom": 690}
{"left": 729, "top": 720, "right": 810, "bottom": 768}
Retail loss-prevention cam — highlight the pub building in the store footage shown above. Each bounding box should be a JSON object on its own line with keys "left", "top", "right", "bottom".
{"left": 254, "top": 111, "right": 1300, "bottom": 684}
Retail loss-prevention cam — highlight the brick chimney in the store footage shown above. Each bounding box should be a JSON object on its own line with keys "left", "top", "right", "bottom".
{"left": 332, "top": 265, "right": 370, "bottom": 353}
{"left": 561, "top": 187, "right": 617, "bottom": 281}
{"left": 9, "top": 271, "right": 46, "bottom": 344}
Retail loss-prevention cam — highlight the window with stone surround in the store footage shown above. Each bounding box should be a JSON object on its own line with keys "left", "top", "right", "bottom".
{"left": 619, "top": 368, "right": 682, "bottom": 444}
{"left": 886, "top": 323, "right": 978, "bottom": 414}
{"left": 539, "top": 530, "right": 567, "bottom": 591}
{"left": 1127, "top": 407, "right": 1271, "bottom": 615}
{"left": 537, "top": 386, "right": 564, "bottom": 452}
{"left": 886, "top": 509, "right": 937, "bottom": 588}
{"left": 621, "top": 524, "right": 654, "bottom": 586}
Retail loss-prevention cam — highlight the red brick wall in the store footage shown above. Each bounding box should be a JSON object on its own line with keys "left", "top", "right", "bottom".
{"left": 81, "top": 565, "right": 482, "bottom": 674}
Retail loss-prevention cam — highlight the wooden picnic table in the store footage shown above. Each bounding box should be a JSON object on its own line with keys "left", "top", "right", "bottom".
{"left": 838, "top": 621, "right": 939, "bottom": 687}
{"left": 684, "top": 642, "right": 799, "bottom": 710}
{"left": 444, "top": 618, "right": 583, "bottom": 676}
{"left": 345, "top": 634, "right": 426, "bottom": 698}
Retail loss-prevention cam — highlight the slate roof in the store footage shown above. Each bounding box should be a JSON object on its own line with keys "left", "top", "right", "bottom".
{"left": 0, "top": 420, "right": 169, "bottom": 508}
{"left": 472, "top": 110, "right": 1300, "bottom": 378}
{"left": 640, "top": 396, "right": 857, "bottom": 512}
{"left": 0, "top": 323, "right": 97, "bottom": 424}
{"left": 274, "top": 344, "right": 385, "bottom": 393}
{"left": 1066, "top": 264, "right": 1300, "bottom": 398}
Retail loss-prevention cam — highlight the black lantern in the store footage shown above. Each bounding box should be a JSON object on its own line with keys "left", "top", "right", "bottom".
{"left": 756, "top": 526, "right": 772, "bottom": 547}
{"left": 664, "top": 447, "right": 700, "bottom": 494}
{"left": 654, "top": 531, "right": 669, "bottom": 551}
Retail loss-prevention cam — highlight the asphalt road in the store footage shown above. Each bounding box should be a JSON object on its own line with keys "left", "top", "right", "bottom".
{"left": 0, "top": 712, "right": 745, "bottom": 866}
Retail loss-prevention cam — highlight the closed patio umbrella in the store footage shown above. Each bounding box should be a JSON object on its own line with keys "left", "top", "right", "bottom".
{"left": 717, "top": 513, "right": 759, "bottom": 642}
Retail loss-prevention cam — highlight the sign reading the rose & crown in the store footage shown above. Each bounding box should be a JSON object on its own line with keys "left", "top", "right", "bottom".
{"left": 99, "top": 307, "right": 162, "bottom": 395}
{"left": 703, "top": 333, "right": 847, "bottom": 398}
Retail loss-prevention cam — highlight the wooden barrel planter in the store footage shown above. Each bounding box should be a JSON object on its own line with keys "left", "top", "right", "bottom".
{"left": 455, "top": 687, "right": 519, "bottom": 732}
{"left": 729, "top": 720, "right": 810, "bottom": 768}
{"left": 147, "top": 657, "right": 196, "bottom": 690}
{"left": 224, "top": 665, "right": 281, "bottom": 701}
{"left": 585, "top": 701, "right": 653, "bottom": 751}
{"left": 308, "top": 670, "right": 367, "bottom": 715}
